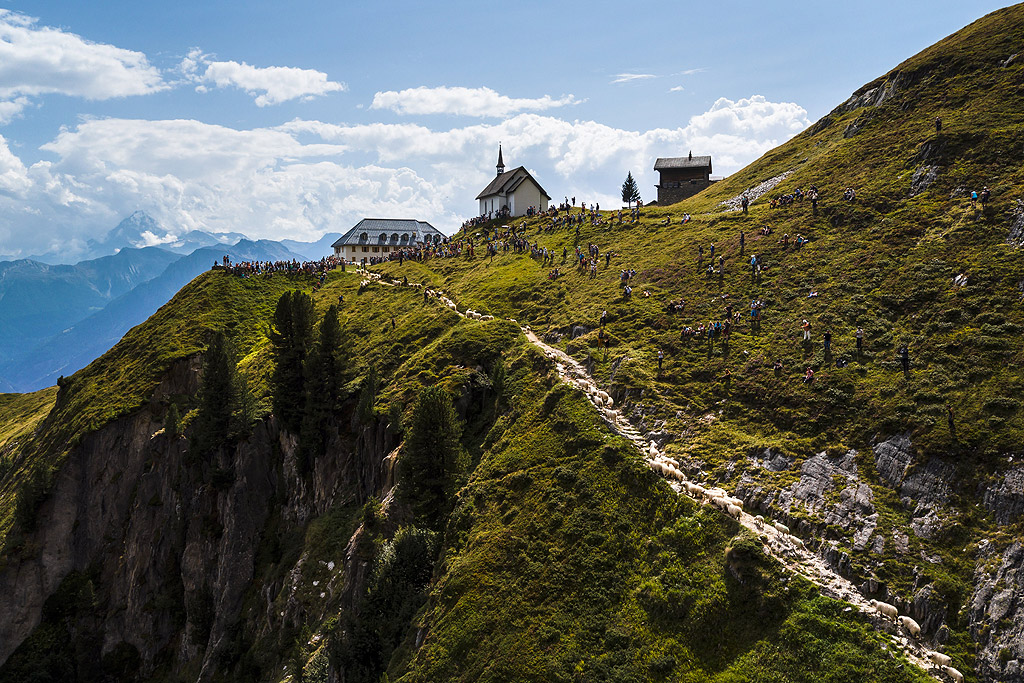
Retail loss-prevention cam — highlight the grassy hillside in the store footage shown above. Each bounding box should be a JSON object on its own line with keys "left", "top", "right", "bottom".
{"left": 368, "top": 4, "right": 1024, "bottom": 674}
{"left": 0, "top": 264, "right": 933, "bottom": 683}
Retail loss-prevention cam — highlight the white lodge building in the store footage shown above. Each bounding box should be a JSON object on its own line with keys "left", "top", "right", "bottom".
{"left": 332, "top": 218, "right": 444, "bottom": 261}
{"left": 476, "top": 145, "right": 551, "bottom": 218}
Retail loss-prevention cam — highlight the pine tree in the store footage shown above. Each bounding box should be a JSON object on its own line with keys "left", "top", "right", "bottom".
{"left": 621, "top": 171, "right": 640, "bottom": 209}
{"left": 299, "top": 305, "right": 345, "bottom": 472}
{"left": 270, "top": 291, "right": 315, "bottom": 431}
{"left": 190, "top": 331, "right": 235, "bottom": 458}
{"left": 397, "top": 385, "right": 467, "bottom": 531}
{"left": 164, "top": 403, "right": 181, "bottom": 436}
{"left": 190, "top": 331, "right": 256, "bottom": 459}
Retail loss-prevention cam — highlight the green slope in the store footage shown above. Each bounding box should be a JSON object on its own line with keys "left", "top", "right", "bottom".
{"left": 369, "top": 5, "right": 1024, "bottom": 677}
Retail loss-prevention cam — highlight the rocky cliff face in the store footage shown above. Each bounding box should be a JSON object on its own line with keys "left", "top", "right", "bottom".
{"left": 0, "top": 357, "right": 397, "bottom": 680}
{"left": 970, "top": 541, "right": 1024, "bottom": 682}
{"left": 692, "top": 430, "right": 1024, "bottom": 681}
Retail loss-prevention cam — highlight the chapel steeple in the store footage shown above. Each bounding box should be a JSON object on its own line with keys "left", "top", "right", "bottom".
{"left": 496, "top": 143, "right": 505, "bottom": 176}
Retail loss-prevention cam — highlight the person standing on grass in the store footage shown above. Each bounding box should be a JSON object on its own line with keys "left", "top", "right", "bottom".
{"left": 802, "top": 319, "right": 812, "bottom": 342}
{"left": 658, "top": 349, "right": 664, "bottom": 372}
{"left": 823, "top": 329, "right": 832, "bottom": 353}
{"left": 899, "top": 345, "right": 910, "bottom": 374}
{"left": 856, "top": 326, "right": 864, "bottom": 354}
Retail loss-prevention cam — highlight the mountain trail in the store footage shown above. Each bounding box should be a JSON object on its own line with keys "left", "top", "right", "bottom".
{"left": 359, "top": 267, "right": 951, "bottom": 681}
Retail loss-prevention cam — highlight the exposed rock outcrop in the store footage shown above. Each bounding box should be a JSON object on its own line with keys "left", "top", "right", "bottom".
{"left": 970, "top": 542, "right": 1024, "bottom": 682}
{"left": 983, "top": 465, "right": 1024, "bottom": 525}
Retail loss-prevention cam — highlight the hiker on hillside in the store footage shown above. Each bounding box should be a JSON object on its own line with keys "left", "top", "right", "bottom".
{"left": 823, "top": 329, "right": 832, "bottom": 353}
{"left": 981, "top": 186, "right": 991, "bottom": 209}
{"left": 899, "top": 345, "right": 910, "bottom": 374}
{"left": 741, "top": 195, "right": 749, "bottom": 214}
{"left": 600, "top": 310, "right": 608, "bottom": 327}
{"left": 935, "top": 117, "right": 942, "bottom": 133}
{"left": 970, "top": 190, "right": 978, "bottom": 209}
{"left": 657, "top": 349, "right": 664, "bottom": 372}
{"left": 855, "top": 326, "right": 864, "bottom": 354}
{"left": 802, "top": 319, "right": 811, "bottom": 342}
{"left": 803, "top": 368, "right": 815, "bottom": 384}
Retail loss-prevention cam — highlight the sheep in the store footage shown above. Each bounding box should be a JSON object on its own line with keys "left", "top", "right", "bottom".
{"left": 668, "top": 467, "right": 685, "bottom": 481}
{"left": 481, "top": 315, "right": 494, "bottom": 321}
{"left": 726, "top": 504, "right": 742, "bottom": 519}
{"left": 604, "top": 395, "right": 615, "bottom": 407}
{"left": 898, "top": 615, "right": 921, "bottom": 638}
{"left": 929, "top": 652, "right": 952, "bottom": 667}
{"left": 725, "top": 496, "right": 744, "bottom": 508}
{"left": 792, "top": 537, "right": 805, "bottom": 549}
{"left": 754, "top": 515, "right": 765, "bottom": 528}
{"left": 648, "top": 443, "right": 658, "bottom": 457}
{"left": 711, "top": 497, "right": 730, "bottom": 511}
{"left": 869, "top": 599, "right": 899, "bottom": 619}
{"left": 685, "top": 482, "right": 704, "bottom": 497}
{"left": 940, "top": 666, "right": 963, "bottom": 683}
{"left": 596, "top": 390, "right": 611, "bottom": 403}
{"left": 602, "top": 408, "right": 617, "bottom": 422}
{"left": 773, "top": 521, "right": 790, "bottom": 535}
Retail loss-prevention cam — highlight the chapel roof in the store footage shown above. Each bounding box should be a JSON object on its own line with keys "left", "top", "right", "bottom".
{"left": 476, "top": 166, "right": 552, "bottom": 200}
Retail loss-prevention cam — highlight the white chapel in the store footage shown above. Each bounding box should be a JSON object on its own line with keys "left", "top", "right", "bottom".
{"left": 475, "top": 145, "right": 550, "bottom": 218}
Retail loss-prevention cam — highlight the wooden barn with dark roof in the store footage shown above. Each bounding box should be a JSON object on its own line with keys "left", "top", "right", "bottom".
{"left": 331, "top": 218, "right": 444, "bottom": 262}
{"left": 654, "top": 152, "right": 717, "bottom": 205}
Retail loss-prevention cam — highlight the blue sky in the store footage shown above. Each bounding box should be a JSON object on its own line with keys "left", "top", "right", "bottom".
{"left": 0, "top": 0, "right": 1014, "bottom": 260}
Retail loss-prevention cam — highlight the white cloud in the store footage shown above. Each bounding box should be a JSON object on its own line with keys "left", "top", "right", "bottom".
{"left": 370, "top": 86, "right": 581, "bottom": 117}
{"left": 669, "top": 86, "right": 685, "bottom": 93}
{"left": 0, "top": 94, "right": 809, "bottom": 259}
{"left": 0, "top": 97, "right": 31, "bottom": 124}
{"left": 0, "top": 134, "right": 30, "bottom": 196}
{"left": 181, "top": 48, "right": 345, "bottom": 106}
{"left": 611, "top": 73, "right": 657, "bottom": 84}
{"left": 677, "top": 68, "right": 706, "bottom": 76}
{"left": 0, "top": 10, "right": 165, "bottom": 110}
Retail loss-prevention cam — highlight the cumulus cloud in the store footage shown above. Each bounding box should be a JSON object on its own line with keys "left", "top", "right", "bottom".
{"left": 0, "top": 94, "right": 809, "bottom": 259}
{"left": 669, "top": 86, "right": 685, "bottom": 93}
{"left": 0, "top": 134, "right": 31, "bottom": 196}
{"left": 370, "top": 86, "right": 581, "bottom": 117}
{"left": 181, "top": 48, "right": 345, "bottom": 106}
{"left": 0, "top": 9, "right": 165, "bottom": 116}
{"left": 611, "top": 73, "right": 656, "bottom": 84}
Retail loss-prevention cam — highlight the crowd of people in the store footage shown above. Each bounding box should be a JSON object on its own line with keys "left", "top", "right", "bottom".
{"left": 214, "top": 255, "right": 343, "bottom": 292}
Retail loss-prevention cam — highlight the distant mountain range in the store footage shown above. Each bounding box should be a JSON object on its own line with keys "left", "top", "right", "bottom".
{"left": 0, "top": 212, "right": 341, "bottom": 392}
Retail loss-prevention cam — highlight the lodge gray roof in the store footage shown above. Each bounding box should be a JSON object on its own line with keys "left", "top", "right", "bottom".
{"left": 476, "top": 166, "right": 551, "bottom": 201}
{"left": 331, "top": 218, "right": 444, "bottom": 248}
{"left": 654, "top": 155, "right": 713, "bottom": 171}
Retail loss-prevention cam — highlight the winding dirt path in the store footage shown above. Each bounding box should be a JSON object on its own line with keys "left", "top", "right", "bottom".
{"left": 360, "top": 268, "right": 953, "bottom": 681}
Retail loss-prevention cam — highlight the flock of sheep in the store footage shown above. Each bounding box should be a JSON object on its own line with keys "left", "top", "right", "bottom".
{"left": 357, "top": 268, "right": 964, "bottom": 683}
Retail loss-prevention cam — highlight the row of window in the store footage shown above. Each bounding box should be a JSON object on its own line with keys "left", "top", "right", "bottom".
{"left": 358, "top": 232, "right": 442, "bottom": 244}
